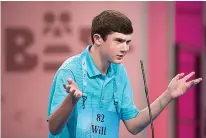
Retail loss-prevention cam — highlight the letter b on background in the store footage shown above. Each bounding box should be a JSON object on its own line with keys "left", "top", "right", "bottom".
{"left": 6, "top": 28, "right": 38, "bottom": 72}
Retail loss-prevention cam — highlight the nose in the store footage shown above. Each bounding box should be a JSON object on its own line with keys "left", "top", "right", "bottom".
{"left": 120, "top": 43, "right": 129, "bottom": 53}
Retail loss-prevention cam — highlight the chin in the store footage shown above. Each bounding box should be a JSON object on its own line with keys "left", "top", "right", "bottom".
{"left": 111, "top": 59, "right": 123, "bottom": 64}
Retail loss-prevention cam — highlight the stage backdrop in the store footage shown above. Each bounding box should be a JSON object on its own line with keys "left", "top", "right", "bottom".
{"left": 1, "top": 2, "right": 174, "bottom": 138}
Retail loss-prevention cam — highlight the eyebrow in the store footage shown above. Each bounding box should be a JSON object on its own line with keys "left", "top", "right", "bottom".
{"left": 114, "top": 38, "right": 131, "bottom": 43}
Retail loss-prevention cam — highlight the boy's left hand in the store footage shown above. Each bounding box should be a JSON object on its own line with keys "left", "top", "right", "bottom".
{"left": 166, "top": 72, "right": 202, "bottom": 100}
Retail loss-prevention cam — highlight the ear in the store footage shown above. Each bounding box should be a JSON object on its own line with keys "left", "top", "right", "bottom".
{"left": 93, "top": 34, "right": 103, "bottom": 46}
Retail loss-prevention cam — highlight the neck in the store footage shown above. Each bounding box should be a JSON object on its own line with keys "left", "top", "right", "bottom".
{"left": 89, "top": 45, "right": 110, "bottom": 75}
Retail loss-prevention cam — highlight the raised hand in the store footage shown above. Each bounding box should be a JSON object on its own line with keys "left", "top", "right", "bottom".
{"left": 63, "top": 78, "right": 83, "bottom": 99}
{"left": 166, "top": 72, "right": 202, "bottom": 100}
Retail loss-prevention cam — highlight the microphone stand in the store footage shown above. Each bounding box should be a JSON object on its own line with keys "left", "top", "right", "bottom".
{"left": 140, "top": 60, "right": 154, "bottom": 138}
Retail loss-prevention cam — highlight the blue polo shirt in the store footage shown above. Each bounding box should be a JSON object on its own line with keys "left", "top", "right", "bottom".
{"left": 47, "top": 45, "right": 139, "bottom": 138}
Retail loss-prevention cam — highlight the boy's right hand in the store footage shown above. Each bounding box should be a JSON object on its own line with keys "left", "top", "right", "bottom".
{"left": 63, "top": 78, "right": 83, "bottom": 99}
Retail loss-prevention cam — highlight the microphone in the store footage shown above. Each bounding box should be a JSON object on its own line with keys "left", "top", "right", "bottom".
{"left": 140, "top": 60, "right": 154, "bottom": 138}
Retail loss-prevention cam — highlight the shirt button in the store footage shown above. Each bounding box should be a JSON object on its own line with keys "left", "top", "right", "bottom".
{"left": 102, "top": 97, "right": 104, "bottom": 100}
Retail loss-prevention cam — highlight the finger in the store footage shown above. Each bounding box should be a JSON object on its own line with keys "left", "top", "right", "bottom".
{"left": 73, "top": 93, "right": 79, "bottom": 99}
{"left": 67, "top": 85, "right": 71, "bottom": 92}
{"left": 67, "top": 78, "right": 77, "bottom": 88}
{"left": 70, "top": 89, "right": 75, "bottom": 95}
{"left": 67, "top": 78, "right": 73, "bottom": 85}
{"left": 187, "top": 78, "right": 202, "bottom": 87}
{"left": 193, "top": 78, "right": 202, "bottom": 85}
{"left": 63, "top": 84, "right": 70, "bottom": 90}
{"left": 63, "top": 84, "right": 67, "bottom": 89}
{"left": 74, "top": 92, "right": 82, "bottom": 99}
{"left": 183, "top": 72, "right": 195, "bottom": 81}
{"left": 63, "top": 84, "right": 71, "bottom": 92}
{"left": 175, "top": 73, "right": 184, "bottom": 80}
{"left": 76, "top": 92, "right": 82, "bottom": 98}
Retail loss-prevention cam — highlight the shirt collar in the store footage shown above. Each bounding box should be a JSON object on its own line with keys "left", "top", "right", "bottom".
{"left": 84, "top": 45, "right": 115, "bottom": 78}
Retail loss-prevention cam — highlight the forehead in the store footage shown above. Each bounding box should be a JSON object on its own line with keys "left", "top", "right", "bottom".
{"left": 107, "top": 32, "right": 132, "bottom": 40}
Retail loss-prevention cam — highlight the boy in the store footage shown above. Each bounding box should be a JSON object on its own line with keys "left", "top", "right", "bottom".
{"left": 47, "top": 10, "right": 202, "bottom": 138}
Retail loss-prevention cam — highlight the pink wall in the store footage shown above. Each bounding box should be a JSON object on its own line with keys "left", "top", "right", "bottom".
{"left": 148, "top": 2, "right": 173, "bottom": 138}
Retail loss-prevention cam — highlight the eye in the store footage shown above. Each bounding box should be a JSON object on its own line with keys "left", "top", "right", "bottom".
{"left": 115, "top": 38, "right": 124, "bottom": 43}
{"left": 126, "top": 41, "right": 131, "bottom": 45}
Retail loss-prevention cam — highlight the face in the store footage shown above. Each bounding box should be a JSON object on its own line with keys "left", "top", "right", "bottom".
{"left": 94, "top": 32, "right": 132, "bottom": 64}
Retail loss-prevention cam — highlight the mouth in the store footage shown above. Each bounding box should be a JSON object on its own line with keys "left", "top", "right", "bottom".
{"left": 116, "top": 55, "right": 124, "bottom": 59}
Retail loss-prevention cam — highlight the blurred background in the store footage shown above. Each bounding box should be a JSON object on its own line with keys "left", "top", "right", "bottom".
{"left": 1, "top": 1, "right": 206, "bottom": 138}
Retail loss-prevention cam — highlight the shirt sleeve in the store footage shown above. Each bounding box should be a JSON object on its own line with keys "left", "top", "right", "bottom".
{"left": 47, "top": 69, "right": 76, "bottom": 121}
{"left": 121, "top": 70, "right": 139, "bottom": 121}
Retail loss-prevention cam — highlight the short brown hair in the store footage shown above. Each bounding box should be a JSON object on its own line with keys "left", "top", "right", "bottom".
{"left": 91, "top": 10, "right": 133, "bottom": 43}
